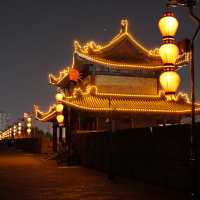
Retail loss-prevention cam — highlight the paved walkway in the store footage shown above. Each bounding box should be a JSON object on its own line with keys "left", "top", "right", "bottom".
{"left": 0, "top": 145, "right": 189, "bottom": 200}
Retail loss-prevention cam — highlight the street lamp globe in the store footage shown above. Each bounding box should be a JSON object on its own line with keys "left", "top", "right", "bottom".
{"left": 27, "top": 117, "right": 31, "bottom": 122}
{"left": 56, "top": 104, "right": 64, "bottom": 113}
{"left": 27, "top": 123, "right": 31, "bottom": 128}
{"left": 159, "top": 42, "right": 179, "bottom": 65}
{"left": 56, "top": 114, "right": 64, "bottom": 125}
{"left": 158, "top": 11, "right": 179, "bottom": 38}
{"left": 27, "top": 128, "right": 31, "bottom": 134}
{"left": 55, "top": 92, "right": 64, "bottom": 102}
{"left": 159, "top": 70, "right": 180, "bottom": 95}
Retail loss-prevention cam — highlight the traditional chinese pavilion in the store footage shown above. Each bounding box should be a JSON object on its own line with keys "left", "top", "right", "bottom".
{"left": 34, "top": 19, "right": 200, "bottom": 151}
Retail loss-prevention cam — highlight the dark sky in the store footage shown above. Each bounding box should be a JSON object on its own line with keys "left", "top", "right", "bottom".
{"left": 0, "top": 0, "right": 200, "bottom": 123}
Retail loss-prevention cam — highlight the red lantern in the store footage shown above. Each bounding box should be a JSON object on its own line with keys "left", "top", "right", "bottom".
{"left": 69, "top": 68, "right": 79, "bottom": 81}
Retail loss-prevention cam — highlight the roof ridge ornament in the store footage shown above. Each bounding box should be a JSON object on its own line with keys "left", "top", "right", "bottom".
{"left": 121, "top": 19, "right": 128, "bottom": 33}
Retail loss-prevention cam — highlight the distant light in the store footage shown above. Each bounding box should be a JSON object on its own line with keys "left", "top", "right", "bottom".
{"left": 27, "top": 117, "right": 32, "bottom": 122}
{"left": 27, "top": 128, "right": 31, "bottom": 134}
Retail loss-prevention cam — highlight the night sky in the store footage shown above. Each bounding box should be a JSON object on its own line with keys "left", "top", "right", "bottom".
{"left": 0, "top": 0, "right": 200, "bottom": 125}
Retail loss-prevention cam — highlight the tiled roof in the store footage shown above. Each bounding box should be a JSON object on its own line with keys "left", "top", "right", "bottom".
{"left": 61, "top": 93, "right": 198, "bottom": 114}
{"left": 74, "top": 19, "right": 190, "bottom": 70}
{"left": 34, "top": 85, "right": 200, "bottom": 123}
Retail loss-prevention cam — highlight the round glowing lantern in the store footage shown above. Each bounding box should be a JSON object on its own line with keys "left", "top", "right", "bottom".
{"left": 69, "top": 68, "right": 79, "bottom": 81}
{"left": 27, "top": 117, "right": 32, "bottom": 122}
{"left": 159, "top": 71, "right": 180, "bottom": 95}
{"left": 158, "top": 11, "right": 179, "bottom": 38}
{"left": 27, "top": 123, "right": 31, "bottom": 128}
{"left": 159, "top": 42, "right": 179, "bottom": 65}
{"left": 56, "top": 103, "right": 64, "bottom": 113}
{"left": 27, "top": 128, "right": 31, "bottom": 134}
{"left": 56, "top": 114, "right": 64, "bottom": 125}
{"left": 55, "top": 92, "right": 64, "bottom": 102}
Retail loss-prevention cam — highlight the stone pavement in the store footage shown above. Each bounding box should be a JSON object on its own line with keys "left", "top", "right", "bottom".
{"left": 0, "top": 145, "right": 189, "bottom": 200}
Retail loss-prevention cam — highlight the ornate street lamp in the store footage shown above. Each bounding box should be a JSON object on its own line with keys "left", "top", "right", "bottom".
{"left": 18, "top": 122, "right": 22, "bottom": 135}
{"left": 25, "top": 116, "right": 32, "bottom": 135}
{"left": 166, "top": 1, "right": 200, "bottom": 199}
{"left": 159, "top": 11, "right": 180, "bottom": 100}
{"left": 55, "top": 91, "right": 65, "bottom": 126}
{"left": 13, "top": 125, "right": 17, "bottom": 137}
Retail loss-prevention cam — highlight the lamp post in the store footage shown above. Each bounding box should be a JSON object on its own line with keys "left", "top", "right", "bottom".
{"left": 26, "top": 117, "right": 32, "bottom": 136}
{"left": 166, "top": 0, "right": 200, "bottom": 199}
{"left": 55, "top": 91, "right": 65, "bottom": 127}
{"left": 158, "top": 11, "right": 181, "bottom": 100}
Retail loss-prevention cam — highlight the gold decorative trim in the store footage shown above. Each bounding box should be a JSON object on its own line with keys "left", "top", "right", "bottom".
{"left": 34, "top": 105, "right": 56, "bottom": 122}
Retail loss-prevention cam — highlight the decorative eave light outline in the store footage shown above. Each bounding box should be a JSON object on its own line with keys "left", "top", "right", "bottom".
{"left": 64, "top": 85, "right": 163, "bottom": 100}
{"left": 34, "top": 105, "right": 57, "bottom": 122}
{"left": 48, "top": 19, "right": 190, "bottom": 86}
{"left": 60, "top": 98, "right": 200, "bottom": 114}
{"left": 74, "top": 19, "right": 160, "bottom": 57}
{"left": 49, "top": 67, "right": 70, "bottom": 85}
{"left": 65, "top": 85, "right": 191, "bottom": 102}
{"left": 59, "top": 85, "right": 196, "bottom": 114}
{"left": 75, "top": 50, "right": 190, "bottom": 71}
{"left": 73, "top": 19, "right": 190, "bottom": 70}
{"left": 33, "top": 85, "right": 198, "bottom": 122}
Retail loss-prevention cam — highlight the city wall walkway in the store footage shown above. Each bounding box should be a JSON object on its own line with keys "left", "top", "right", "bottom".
{"left": 0, "top": 146, "right": 188, "bottom": 200}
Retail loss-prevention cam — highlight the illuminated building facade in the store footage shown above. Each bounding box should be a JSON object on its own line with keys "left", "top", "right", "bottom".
{"left": 34, "top": 19, "right": 199, "bottom": 151}
{"left": 0, "top": 111, "right": 10, "bottom": 131}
